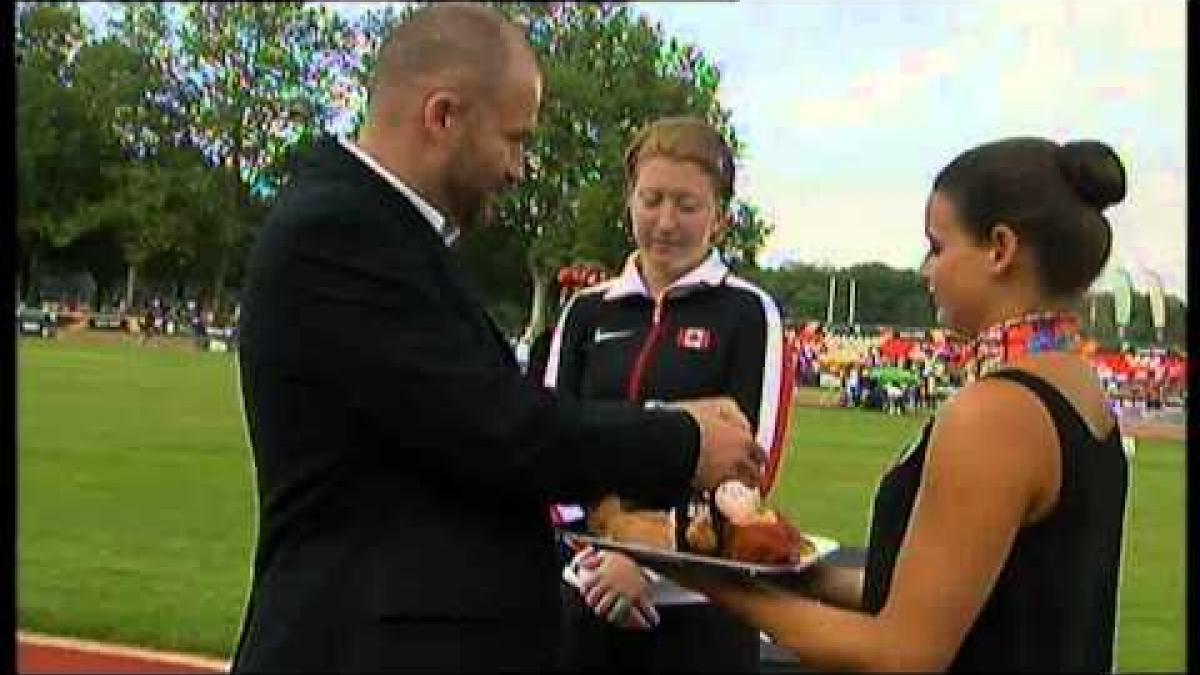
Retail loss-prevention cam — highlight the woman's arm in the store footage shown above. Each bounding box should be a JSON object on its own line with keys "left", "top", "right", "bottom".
{"left": 542, "top": 291, "right": 593, "bottom": 395}
{"left": 722, "top": 283, "right": 792, "bottom": 494}
{"left": 801, "top": 562, "right": 865, "bottom": 610}
{"left": 663, "top": 379, "right": 1058, "bottom": 671}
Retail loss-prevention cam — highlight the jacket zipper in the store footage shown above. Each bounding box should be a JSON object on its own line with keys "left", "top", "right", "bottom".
{"left": 626, "top": 295, "right": 687, "bottom": 550}
{"left": 627, "top": 296, "right": 668, "bottom": 401}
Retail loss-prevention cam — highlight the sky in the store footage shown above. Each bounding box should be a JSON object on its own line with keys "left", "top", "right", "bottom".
{"left": 79, "top": 1, "right": 1188, "bottom": 300}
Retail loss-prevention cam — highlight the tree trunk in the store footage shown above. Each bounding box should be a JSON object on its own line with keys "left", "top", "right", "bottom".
{"left": 25, "top": 249, "right": 40, "bottom": 304}
{"left": 211, "top": 247, "right": 229, "bottom": 319}
{"left": 522, "top": 253, "right": 550, "bottom": 343}
{"left": 125, "top": 263, "right": 137, "bottom": 311}
{"left": 217, "top": 139, "right": 246, "bottom": 322}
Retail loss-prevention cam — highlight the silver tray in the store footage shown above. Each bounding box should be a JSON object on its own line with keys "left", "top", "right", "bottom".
{"left": 561, "top": 531, "right": 839, "bottom": 586}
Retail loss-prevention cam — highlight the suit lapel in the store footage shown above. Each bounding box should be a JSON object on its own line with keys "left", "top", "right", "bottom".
{"left": 306, "top": 138, "right": 516, "bottom": 367}
{"left": 433, "top": 246, "right": 519, "bottom": 368}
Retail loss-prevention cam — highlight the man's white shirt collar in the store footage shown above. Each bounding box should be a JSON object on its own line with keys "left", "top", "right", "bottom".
{"left": 338, "top": 136, "right": 459, "bottom": 246}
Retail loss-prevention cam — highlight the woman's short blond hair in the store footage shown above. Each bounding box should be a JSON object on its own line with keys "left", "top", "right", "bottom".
{"left": 624, "top": 116, "right": 735, "bottom": 207}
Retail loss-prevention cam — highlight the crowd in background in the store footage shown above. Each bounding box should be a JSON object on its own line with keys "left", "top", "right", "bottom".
{"left": 785, "top": 322, "right": 1187, "bottom": 415}
{"left": 16, "top": 292, "right": 1189, "bottom": 413}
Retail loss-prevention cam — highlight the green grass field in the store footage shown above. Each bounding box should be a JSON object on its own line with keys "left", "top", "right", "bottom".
{"left": 16, "top": 338, "right": 1186, "bottom": 670}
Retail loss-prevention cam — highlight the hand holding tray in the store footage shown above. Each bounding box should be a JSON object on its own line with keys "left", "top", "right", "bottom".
{"left": 562, "top": 531, "right": 840, "bottom": 590}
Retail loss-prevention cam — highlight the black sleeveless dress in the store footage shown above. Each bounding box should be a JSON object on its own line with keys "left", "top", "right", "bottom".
{"left": 862, "top": 369, "right": 1129, "bottom": 672}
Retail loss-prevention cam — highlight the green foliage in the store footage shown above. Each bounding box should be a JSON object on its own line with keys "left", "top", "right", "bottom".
{"left": 169, "top": 3, "right": 347, "bottom": 196}
{"left": 18, "top": 1, "right": 770, "bottom": 324}
{"left": 1082, "top": 290, "right": 1188, "bottom": 352}
{"left": 486, "top": 3, "right": 772, "bottom": 334}
{"left": 99, "top": 3, "right": 179, "bottom": 158}
{"left": 741, "top": 263, "right": 840, "bottom": 324}
{"left": 69, "top": 146, "right": 234, "bottom": 268}
{"left": 17, "top": 2, "right": 382, "bottom": 309}
{"left": 341, "top": 2, "right": 774, "bottom": 336}
{"left": 16, "top": 2, "right": 87, "bottom": 78}
{"left": 724, "top": 202, "right": 770, "bottom": 271}
{"left": 150, "top": 2, "right": 363, "bottom": 310}
{"left": 17, "top": 3, "right": 111, "bottom": 250}
{"left": 838, "top": 262, "right": 933, "bottom": 326}
{"left": 499, "top": 2, "right": 766, "bottom": 269}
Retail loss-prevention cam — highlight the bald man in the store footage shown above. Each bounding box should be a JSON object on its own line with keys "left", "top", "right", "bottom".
{"left": 232, "top": 4, "right": 763, "bottom": 671}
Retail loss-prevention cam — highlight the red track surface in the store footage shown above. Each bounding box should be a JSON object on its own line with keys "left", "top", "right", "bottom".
{"left": 17, "top": 633, "right": 228, "bottom": 674}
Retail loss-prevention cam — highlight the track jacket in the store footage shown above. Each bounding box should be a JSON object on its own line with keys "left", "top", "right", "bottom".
{"left": 545, "top": 249, "right": 795, "bottom": 603}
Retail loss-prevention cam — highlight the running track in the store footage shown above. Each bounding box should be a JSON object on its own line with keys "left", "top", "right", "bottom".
{"left": 17, "top": 632, "right": 228, "bottom": 674}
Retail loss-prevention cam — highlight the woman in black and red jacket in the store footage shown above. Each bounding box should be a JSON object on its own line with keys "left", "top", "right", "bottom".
{"left": 545, "top": 117, "right": 795, "bottom": 673}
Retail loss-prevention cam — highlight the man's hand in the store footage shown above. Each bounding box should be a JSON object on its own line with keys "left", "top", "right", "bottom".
{"left": 669, "top": 397, "right": 752, "bottom": 433}
{"left": 670, "top": 397, "right": 763, "bottom": 490}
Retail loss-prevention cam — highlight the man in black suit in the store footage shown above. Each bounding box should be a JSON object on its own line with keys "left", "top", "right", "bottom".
{"left": 231, "top": 4, "right": 764, "bottom": 672}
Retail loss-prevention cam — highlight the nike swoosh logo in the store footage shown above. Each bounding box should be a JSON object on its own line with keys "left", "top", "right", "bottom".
{"left": 594, "top": 328, "right": 636, "bottom": 343}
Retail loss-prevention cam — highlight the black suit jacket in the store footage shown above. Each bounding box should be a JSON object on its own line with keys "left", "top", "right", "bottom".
{"left": 231, "top": 138, "right": 700, "bottom": 672}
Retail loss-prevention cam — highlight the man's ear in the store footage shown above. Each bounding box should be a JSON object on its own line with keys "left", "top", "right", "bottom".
{"left": 423, "top": 89, "right": 462, "bottom": 139}
{"left": 988, "top": 223, "right": 1020, "bottom": 275}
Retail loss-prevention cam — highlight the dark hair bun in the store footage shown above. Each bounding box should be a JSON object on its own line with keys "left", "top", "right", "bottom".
{"left": 1057, "top": 141, "right": 1127, "bottom": 209}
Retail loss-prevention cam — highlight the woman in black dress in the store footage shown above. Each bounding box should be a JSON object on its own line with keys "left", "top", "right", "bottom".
{"left": 660, "top": 137, "right": 1130, "bottom": 672}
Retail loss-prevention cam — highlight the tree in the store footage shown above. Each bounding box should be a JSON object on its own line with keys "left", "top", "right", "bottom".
{"left": 18, "top": 3, "right": 201, "bottom": 307}
{"left": 237, "top": 2, "right": 774, "bottom": 337}
{"left": 746, "top": 259, "right": 1188, "bottom": 352}
{"left": 1083, "top": 289, "right": 1187, "bottom": 352}
{"left": 741, "top": 263, "right": 836, "bottom": 325}
{"left": 488, "top": 2, "right": 772, "bottom": 339}
{"left": 15, "top": 2, "right": 112, "bottom": 301}
{"left": 840, "top": 262, "right": 933, "bottom": 327}
{"left": 101, "top": 3, "right": 182, "bottom": 159}
{"left": 107, "top": 2, "right": 365, "bottom": 314}
{"left": 724, "top": 203, "right": 771, "bottom": 273}
{"left": 67, "top": 28, "right": 176, "bottom": 307}
{"left": 63, "top": 145, "right": 231, "bottom": 310}
{"left": 743, "top": 261, "right": 933, "bottom": 328}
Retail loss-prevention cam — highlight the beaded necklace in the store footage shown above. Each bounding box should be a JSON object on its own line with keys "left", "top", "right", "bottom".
{"left": 966, "top": 310, "right": 1082, "bottom": 379}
